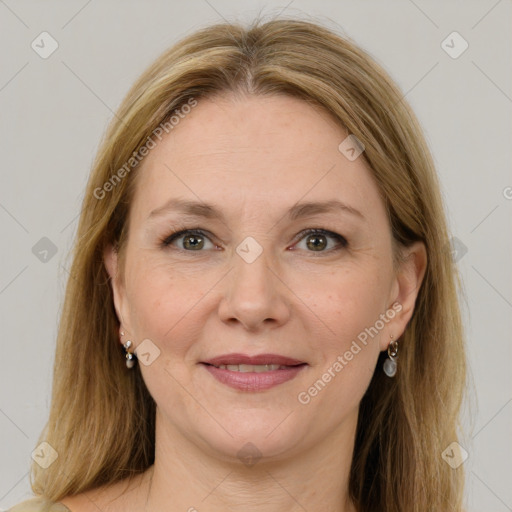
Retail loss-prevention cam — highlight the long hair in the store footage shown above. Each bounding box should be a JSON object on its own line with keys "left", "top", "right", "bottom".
{"left": 31, "top": 16, "right": 467, "bottom": 511}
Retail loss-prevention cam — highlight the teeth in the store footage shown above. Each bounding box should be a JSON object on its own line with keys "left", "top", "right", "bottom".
{"left": 216, "top": 364, "right": 283, "bottom": 372}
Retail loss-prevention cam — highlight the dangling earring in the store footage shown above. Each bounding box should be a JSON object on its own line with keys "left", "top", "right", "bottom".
{"left": 120, "top": 331, "right": 136, "bottom": 369}
{"left": 383, "top": 335, "right": 398, "bottom": 377}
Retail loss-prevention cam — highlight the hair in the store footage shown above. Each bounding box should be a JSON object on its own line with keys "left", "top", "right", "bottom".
{"left": 30, "top": 15, "right": 467, "bottom": 511}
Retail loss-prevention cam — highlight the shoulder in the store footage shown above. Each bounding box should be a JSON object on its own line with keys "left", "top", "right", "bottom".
{"left": 10, "top": 470, "right": 151, "bottom": 512}
{"left": 7, "top": 497, "right": 71, "bottom": 512}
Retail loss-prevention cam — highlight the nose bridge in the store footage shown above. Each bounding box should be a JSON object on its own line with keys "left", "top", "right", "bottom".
{"left": 232, "top": 235, "right": 276, "bottom": 300}
{"left": 218, "top": 235, "right": 290, "bottom": 329}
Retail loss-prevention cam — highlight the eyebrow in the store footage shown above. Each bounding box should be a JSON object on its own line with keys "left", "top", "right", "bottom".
{"left": 148, "top": 198, "right": 365, "bottom": 222}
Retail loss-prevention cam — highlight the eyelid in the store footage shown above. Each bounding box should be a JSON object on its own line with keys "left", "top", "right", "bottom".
{"left": 292, "top": 228, "right": 348, "bottom": 251}
{"left": 161, "top": 228, "right": 216, "bottom": 248}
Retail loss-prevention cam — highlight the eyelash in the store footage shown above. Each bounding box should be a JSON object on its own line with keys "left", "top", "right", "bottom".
{"left": 160, "top": 227, "right": 348, "bottom": 254}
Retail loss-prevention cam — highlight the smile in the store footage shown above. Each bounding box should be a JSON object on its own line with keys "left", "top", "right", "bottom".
{"left": 212, "top": 363, "right": 288, "bottom": 372}
{"left": 201, "top": 363, "right": 308, "bottom": 393}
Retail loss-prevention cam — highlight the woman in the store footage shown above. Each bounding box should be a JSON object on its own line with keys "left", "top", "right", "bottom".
{"left": 10, "top": 16, "right": 467, "bottom": 512}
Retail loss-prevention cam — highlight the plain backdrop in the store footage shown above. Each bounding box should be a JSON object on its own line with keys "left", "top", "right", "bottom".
{"left": 0, "top": 1, "right": 511, "bottom": 510}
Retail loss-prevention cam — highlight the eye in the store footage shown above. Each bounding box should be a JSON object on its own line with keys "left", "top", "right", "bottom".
{"left": 161, "top": 227, "right": 348, "bottom": 253}
{"left": 161, "top": 229, "right": 217, "bottom": 251}
{"left": 293, "top": 229, "right": 348, "bottom": 253}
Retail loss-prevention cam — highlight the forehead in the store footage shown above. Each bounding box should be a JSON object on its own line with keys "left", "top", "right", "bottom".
{"left": 129, "top": 93, "right": 386, "bottom": 226}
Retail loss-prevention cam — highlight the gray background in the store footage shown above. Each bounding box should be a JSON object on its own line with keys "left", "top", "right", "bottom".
{"left": 0, "top": 1, "right": 511, "bottom": 510}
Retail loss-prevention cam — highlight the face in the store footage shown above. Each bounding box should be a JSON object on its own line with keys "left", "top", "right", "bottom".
{"left": 105, "top": 93, "right": 425, "bottom": 462}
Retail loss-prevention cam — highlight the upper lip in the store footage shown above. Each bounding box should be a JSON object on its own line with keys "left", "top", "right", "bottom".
{"left": 202, "top": 353, "right": 306, "bottom": 366}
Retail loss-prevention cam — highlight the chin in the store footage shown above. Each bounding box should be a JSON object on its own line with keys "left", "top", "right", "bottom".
{"left": 191, "top": 410, "right": 310, "bottom": 464}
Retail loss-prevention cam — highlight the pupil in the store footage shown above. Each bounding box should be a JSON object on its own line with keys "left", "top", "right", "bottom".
{"left": 184, "top": 235, "right": 203, "bottom": 250}
{"left": 307, "top": 234, "right": 326, "bottom": 251}
{"left": 181, "top": 233, "right": 328, "bottom": 251}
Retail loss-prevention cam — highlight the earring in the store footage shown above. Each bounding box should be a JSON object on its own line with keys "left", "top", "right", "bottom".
{"left": 383, "top": 335, "right": 398, "bottom": 377}
{"left": 120, "top": 331, "right": 136, "bottom": 369}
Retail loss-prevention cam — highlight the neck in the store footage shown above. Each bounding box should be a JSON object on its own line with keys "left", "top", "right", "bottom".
{"left": 142, "top": 408, "right": 358, "bottom": 512}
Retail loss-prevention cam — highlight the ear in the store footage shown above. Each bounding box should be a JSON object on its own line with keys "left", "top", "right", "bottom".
{"left": 104, "top": 243, "right": 131, "bottom": 335}
{"left": 381, "top": 241, "right": 427, "bottom": 351}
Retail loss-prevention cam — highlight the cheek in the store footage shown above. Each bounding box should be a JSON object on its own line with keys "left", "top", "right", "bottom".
{"left": 297, "top": 263, "right": 391, "bottom": 405}
{"left": 299, "top": 297, "right": 385, "bottom": 419}
{"left": 125, "top": 259, "right": 220, "bottom": 358}
{"left": 303, "top": 264, "right": 390, "bottom": 341}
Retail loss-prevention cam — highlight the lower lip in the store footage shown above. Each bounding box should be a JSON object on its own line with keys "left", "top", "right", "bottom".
{"left": 201, "top": 364, "right": 307, "bottom": 391}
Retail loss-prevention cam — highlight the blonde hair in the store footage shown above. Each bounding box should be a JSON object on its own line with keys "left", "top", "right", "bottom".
{"left": 31, "top": 16, "right": 467, "bottom": 511}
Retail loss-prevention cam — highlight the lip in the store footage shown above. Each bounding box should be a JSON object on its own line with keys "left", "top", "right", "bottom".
{"left": 200, "top": 353, "right": 307, "bottom": 392}
{"left": 202, "top": 364, "right": 307, "bottom": 391}
{"left": 203, "top": 353, "right": 305, "bottom": 366}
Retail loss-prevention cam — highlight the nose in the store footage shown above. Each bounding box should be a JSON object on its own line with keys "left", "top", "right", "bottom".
{"left": 217, "top": 244, "right": 291, "bottom": 332}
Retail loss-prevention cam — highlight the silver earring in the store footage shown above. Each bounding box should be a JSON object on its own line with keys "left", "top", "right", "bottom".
{"left": 123, "top": 341, "right": 136, "bottom": 369}
{"left": 383, "top": 335, "right": 398, "bottom": 377}
{"left": 121, "top": 332, "right": 136, "bottom": 369}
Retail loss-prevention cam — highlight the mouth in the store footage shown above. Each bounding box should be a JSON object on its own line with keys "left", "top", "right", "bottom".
{"left": 202, "top": 353, "right": 306, "bottom": 367}
{"left": 204, "top": 363, "right": 302, "bottom": 372}
{"left": 200, "top": 353, "right": 308, "bottom": 391}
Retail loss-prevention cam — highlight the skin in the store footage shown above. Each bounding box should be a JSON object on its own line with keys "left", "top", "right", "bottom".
{"left": 62, "top": 92, "right": 426, "bottom": 512}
